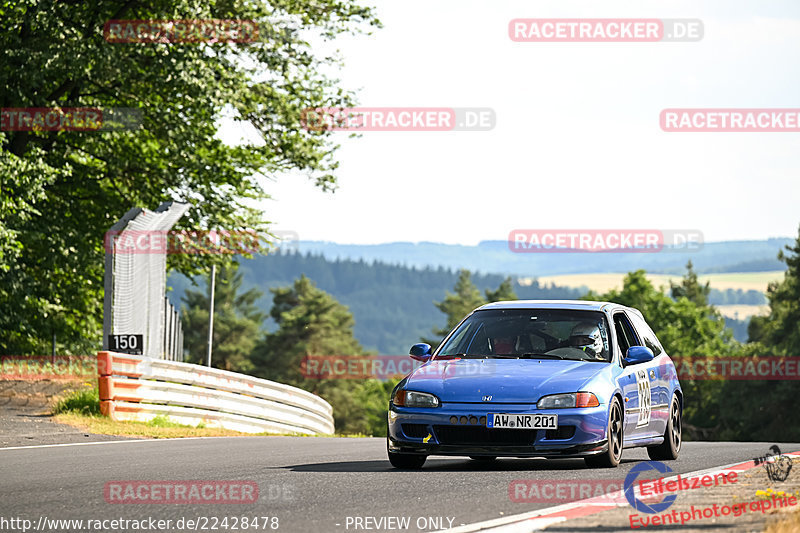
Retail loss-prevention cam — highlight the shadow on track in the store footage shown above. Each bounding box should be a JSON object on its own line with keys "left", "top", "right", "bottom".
{"left": 283, "top": 457, "right": 642, "bottom": 473}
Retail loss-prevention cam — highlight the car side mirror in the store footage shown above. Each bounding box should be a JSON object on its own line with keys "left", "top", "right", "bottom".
{"left": 625, "top": 346, "right": 655, "bottom": 365}
{"left": 409, "top": 343, "right": 432, "bottom": 362}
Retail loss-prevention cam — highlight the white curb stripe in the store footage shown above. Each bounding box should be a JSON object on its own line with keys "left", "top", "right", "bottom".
{"left": 0, "top": 436, "right": 237, "bottom": 451}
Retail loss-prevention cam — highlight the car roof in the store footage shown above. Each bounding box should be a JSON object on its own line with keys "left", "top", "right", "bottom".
{"left": 476, "top": 299, "right": 637, "bottom": 314}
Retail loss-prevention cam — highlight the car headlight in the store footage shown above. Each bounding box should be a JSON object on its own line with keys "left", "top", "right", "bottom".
{"left": 537, "top": 392, "right": 599, "bottom": 409}
{"left": 392, "top": 390, "right": 440, "bottom": 408}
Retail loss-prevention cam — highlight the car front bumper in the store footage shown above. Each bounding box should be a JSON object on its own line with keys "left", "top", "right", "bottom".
{"left": 388, "top": 402, "right": 609, "bottom": 457}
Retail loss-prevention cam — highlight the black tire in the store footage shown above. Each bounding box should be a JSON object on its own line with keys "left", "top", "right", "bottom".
{"left": 469, "top": 456, "right": 497, "bottom": 462}
{"left": 388, "top": 450, "right": 426, "bottom": 469}
{"left": 647, "top": 395, "right": 681, "bottom": 460}
{"left": 584, "top": 397, "right": 623, "bottom": 468}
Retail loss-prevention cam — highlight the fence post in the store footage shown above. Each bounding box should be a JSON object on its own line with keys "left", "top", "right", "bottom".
{"left": 103, "top": 202, "right": 189, "bottom": 358}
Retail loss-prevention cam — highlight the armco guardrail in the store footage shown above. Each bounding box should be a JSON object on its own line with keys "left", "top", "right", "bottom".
{"left": 97, "top": 351, "right": 334, "bottom": 435}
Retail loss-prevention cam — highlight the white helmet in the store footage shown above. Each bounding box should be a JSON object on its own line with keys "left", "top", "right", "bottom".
{"left": 570, "top": 322, "right": 605, "bottom": 359}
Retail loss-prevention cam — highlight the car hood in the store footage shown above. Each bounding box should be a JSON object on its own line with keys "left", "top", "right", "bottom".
{"left": 405, "top": 358, "right": 609, "bottom": 403}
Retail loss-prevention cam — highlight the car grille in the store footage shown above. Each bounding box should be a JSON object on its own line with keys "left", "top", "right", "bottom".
{"left": 544, "top": 426, "right": 576, "bottom": 440}
{"left": 401, "top": 424, "right": 430, "bottom": 439}
{"left": 433, "top": 425, "right": 538, "bottom": 446}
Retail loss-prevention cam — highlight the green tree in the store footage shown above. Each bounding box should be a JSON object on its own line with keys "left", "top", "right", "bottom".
{"left": 250, "top": 275, "right": 393, "bottom": 435}
{"left": 321, "top": 377, "right": 400, "bottom": 436}
{"left": 181, "top": 264, "right": 265, "bottom": 373}
{"left": 586, "top": 270, "right": 734, "bottom": 357}
{"left": 485, "top": 276, "right": 517, "bottom": 303}
{"left": 252, "top": 275, "right": 364, "bottom": 385}
{"left": 428, "top": 269, "right": 486, "bottom": 341}
{"left": 670, "top": 261, "right": 710, "bottom": 307}
{"left": 748, "top": 225, "right": 800, "bottom": 353}
{"left": 723, "top": 226, "right": 800, "bottom": 441}
{"left": 0, "top": 0, "right": 378, "bottom": 354}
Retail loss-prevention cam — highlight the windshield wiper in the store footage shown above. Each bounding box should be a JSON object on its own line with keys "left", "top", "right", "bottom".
{"left": 518, "top": 353, "right": 565, "bottom": 360}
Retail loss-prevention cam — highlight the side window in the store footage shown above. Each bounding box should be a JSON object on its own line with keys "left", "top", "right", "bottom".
{"left": 613, "top": 313, "right": 638, "bottom": 358}
{"left": 628, "top": 313, "right": 664, "bottom": 356}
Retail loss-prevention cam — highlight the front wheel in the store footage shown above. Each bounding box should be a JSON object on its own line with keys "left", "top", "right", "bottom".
{"left": 585, "top": 397, "right": 623, "bottom": 468}
{"left": 388, "top": 450, "right": 426, "bottom": 469}
{"left": 647, "top": 395, "right": 681, "bottom": 460}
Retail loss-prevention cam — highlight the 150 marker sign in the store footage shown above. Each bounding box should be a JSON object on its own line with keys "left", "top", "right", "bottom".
{"left": 109, "top": 334, "right": 144, "bottom": 355}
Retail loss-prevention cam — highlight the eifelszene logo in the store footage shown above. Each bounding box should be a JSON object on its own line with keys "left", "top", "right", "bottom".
{"left": 753, "top": 445, "right": 793, "bottom": 482}
{"left": 624, "top": 461, "right": 677, "bottom": 514}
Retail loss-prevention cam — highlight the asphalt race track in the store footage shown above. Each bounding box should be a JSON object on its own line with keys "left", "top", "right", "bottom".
{"left": 1, "top": 438, "right": 798, "bottom": 532}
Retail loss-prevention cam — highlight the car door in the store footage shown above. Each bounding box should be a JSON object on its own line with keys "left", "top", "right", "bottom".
{"left": 627, "top": 312, "right": 670, "bottom": 437}
{"left": 613, "top": 312, "right": 657, "bottom": 440}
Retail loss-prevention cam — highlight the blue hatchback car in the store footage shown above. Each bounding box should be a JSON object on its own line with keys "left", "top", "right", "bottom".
{"left": 387, "top": 300, "right": 682, "bottom": 469}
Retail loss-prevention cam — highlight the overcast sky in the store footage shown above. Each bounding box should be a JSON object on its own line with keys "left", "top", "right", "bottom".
{"left": 221, "top": 0, "right": 800, "bottom": 246}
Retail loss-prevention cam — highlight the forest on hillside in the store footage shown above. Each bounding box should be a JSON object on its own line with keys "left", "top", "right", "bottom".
{"left": 168, "top": 252, "right": 757, "bottom": 353}
{"left": 169, "top": 253, "right": 585, "bottom": 354}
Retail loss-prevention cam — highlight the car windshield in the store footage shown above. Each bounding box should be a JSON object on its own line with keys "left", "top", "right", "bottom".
{"left": 436, "top": 308, "right": 612, "bottom": 362}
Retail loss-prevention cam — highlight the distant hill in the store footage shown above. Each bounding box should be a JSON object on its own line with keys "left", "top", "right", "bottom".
{"left": 167, "top": 252, "right": 584, "bottom": 355}
{"left": 168, "top": 250, "right": 765, "bottom": 354}
{"left": 296, "top": 238, "right": 791, "bottom": 277}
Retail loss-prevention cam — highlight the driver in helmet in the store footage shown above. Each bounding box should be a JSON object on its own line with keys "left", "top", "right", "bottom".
{"left": 491, "top": 336, "right": 515, "bottom": 355}
{"left": 569, "top": 322, "right": 606, "bottom": 360}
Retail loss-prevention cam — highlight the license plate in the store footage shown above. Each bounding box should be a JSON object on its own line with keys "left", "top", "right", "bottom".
{"left": 487, "top": 413, "right": 557, "bottom": 429}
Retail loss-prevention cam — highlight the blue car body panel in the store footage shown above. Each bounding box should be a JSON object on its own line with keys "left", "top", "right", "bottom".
{"left": 387, "top": 300, "right": 682, "bottom": 458}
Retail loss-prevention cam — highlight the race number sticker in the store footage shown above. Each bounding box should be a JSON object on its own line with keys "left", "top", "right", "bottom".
{"left": 636, "top": 368, "right": 651, "bottom": 427}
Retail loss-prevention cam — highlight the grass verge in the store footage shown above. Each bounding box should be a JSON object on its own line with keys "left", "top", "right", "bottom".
{"left": 53, "top": 386, "right": 101, "bottom": 415}
{"left": 52, "top": 387, "right": 280, "bottom": 438}
{"left": 762, "top": 487, "right": 800, "bottom": 533}
{"left": 50, "top": 384, "right": 347, "bottom": 439}
{"left": 765, "top": 511, "right": 800, "bottom": 533}
{"left": 53, "top": 412, "right": 275, "bottom": 438}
